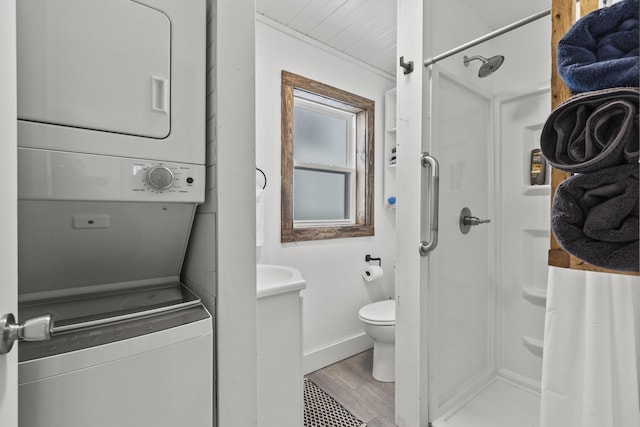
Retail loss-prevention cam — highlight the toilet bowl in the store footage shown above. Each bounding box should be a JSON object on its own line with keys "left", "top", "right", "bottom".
{"left": 358, "top": 299, "right": 395, "bottom": 382}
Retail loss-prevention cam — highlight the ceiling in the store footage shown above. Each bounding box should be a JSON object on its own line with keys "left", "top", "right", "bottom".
{"left": 255, "top": 0, "right": 550, "bottom": 77}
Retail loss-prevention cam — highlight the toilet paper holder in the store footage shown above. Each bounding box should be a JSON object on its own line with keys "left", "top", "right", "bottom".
{"left": 365, "top": 254, "right": 381, "bottom": 267}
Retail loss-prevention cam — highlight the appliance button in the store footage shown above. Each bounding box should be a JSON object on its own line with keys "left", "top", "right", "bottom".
{"left": 186, "top": 177, "right": 194, "bottom": 184}
{"left": 147, "top": 166, "right": 175, "bottom": 190}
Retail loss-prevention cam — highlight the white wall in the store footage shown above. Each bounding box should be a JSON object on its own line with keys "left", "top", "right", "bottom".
{"left": 214, "top": 1, "right": 258, "bottom": 425}
{"left": 429, "top": 0, "right": 493, "bottom": 93}
{"left": 492, "top": 18, "right": 551, "bottom": 95}
{"left": 395, "top": 0, "right": 427, "bottom": 423}
{"left": 181, "top": 1, "right": 218, "bottom": 422}
{"left": 255, "top": 18, "right": 396, "bottom": 373}
{"left": 183, "top": 1, "right": 257, "bottom": 426}
{"left": 183, "top": 0, "right": 217, "bottom": 320}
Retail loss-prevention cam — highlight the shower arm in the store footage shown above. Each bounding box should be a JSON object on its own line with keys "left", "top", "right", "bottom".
{"left": 463, "top": 55, "right": 485, "bottom": 66}
{"left": 423, "top": 8, "right": 550, "bottom": 67}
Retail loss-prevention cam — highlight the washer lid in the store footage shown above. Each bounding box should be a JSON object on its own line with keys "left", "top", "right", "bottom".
{"left": 358, "top": 299, "right": 395, "bottom": 324}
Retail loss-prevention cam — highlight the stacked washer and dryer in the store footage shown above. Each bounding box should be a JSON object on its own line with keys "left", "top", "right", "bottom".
{"left": 15, "top": 1, "right": 212, "bottom": 426}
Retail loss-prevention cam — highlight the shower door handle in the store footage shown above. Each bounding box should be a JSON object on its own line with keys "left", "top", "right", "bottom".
{"left": 419, "top": 152, "right": 439, "bottom": 256}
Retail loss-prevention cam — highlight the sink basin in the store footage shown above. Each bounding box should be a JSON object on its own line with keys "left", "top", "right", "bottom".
{"left": 257, "top": 264, "right": 306, "bottom": 299}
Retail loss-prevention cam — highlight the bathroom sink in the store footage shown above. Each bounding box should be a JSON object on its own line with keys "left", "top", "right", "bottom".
{"left": 256, "top": 264, "right": 306, "bottom": 298}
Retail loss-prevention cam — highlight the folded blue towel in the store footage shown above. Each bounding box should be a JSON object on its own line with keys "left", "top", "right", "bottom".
{"left": 551, "top": 164, "right": 639, "bottom": 272}
{"left": 540, "top": 87, "right": 639, "bottom": 173}
{"left": 557, "top": 0, "right": 639, "bottom": 93}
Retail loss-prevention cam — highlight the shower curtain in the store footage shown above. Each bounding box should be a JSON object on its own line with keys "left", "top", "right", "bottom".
{"left": 540, "top": 266, "right": 640, "bottom": 427}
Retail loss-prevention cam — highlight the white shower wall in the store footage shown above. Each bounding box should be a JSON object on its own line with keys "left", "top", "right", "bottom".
{"left": 495, "top": 87, "right": 550, "bottom": 389}
{"left": 255, "top": 18, "right": 396, "bottom": 373}
{"left": 492, "top": 17, "right": 551, "bottom": 391}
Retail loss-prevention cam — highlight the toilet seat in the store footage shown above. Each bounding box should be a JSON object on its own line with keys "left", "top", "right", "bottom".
{"left": 358, "top": 300, "right": 395, "bottom": 326}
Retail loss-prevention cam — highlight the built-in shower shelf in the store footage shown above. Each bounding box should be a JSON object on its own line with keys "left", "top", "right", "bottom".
{"left": 522, "top": 336, "right": 543, "bottom": 357}
{"left": 522, "top": 286, "right": 547, "bottom": 306}
{"left": 522, "top": 184, "right": 550, "bottom": 196}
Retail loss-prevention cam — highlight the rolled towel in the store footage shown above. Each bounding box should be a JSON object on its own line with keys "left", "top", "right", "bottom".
{"left": 557, "top": 0, "right": 639, "bottom": 93}
{"left": 551, "top": 164, "right": 639, "bottom": 272}
{"left": 540, "top": 87, "right": 639, "bottom": 173}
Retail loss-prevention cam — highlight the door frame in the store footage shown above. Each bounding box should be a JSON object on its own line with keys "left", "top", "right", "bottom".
{"left": 0, "top": 0, "right": 19, "bottom": 425}
{"left": 395, "top": 0, "right": 431, "bottom": 425}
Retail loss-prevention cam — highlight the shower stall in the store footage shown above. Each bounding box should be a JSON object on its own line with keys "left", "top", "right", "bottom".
{"left": 424, "top": 63, "right": 550, "bottom": 427}
{"left": 395, "top": 1, "right": 553, "bottom": 425}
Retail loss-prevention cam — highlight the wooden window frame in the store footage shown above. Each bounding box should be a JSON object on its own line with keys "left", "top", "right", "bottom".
{"left": 281, "top": 70, "right": 375, "bottom": 243}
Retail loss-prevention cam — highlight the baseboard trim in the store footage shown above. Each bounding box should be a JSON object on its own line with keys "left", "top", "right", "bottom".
{"left": 303, "top": 333, "right": 373, "bottom": 375}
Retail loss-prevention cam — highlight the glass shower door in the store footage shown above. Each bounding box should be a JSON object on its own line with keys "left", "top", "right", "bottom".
{"left": 426, "top": 65, "right": 494, "bottom": 421}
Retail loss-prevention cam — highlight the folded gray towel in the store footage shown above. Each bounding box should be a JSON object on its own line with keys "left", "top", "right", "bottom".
{"left": 551, "top": 164, "right": 639, "bottom": 272}
{"left": 540, "top": 87, "right": 639, "bottom": 173}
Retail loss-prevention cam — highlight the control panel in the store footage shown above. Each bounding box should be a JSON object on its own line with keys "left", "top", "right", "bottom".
{"left": 18, "top": 148, "right": 206, "bottom": 203}
{"left": 131, "top": 161, "right": 202, "bottom": 198}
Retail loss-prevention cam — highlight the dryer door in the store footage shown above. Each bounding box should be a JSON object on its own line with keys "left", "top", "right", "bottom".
{"left": 17, "top": 0, "right": 170, "bottom": 139}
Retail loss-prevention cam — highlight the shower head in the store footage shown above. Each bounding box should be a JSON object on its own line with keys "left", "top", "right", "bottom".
{"left": 463, "top": 55, "right": 505, "bottom": 78}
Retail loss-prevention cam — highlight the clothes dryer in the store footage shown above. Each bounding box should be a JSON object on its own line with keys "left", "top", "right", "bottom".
{"left": 17, "top": 0, "right": 206, "bottom": 165}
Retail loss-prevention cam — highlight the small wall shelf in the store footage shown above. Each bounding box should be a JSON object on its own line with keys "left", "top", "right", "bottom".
{"left": 522, "top": 286, "right": 547, "bottom": 306}
{"left": 522, "top": 184, "right": 550, "bottom": 196}
{"left": 522, "top": 336, "right": 544, "bottom": 357}
{"left": 384, "top": 88, "right": 397, "bottom": 208}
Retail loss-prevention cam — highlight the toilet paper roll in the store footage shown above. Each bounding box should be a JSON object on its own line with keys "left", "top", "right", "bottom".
{"left": 363, "top": 265, "right": 384, "bottom": 282}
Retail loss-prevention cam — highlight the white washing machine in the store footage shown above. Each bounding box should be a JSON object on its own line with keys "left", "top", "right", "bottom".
{"left": 18, "top": 285, "right": 213, "bottom": 427}
{"left": 15, "top": 1, "right": 211, "bottom": 426}
{"left": 16, "top": 150, "right": 213, "bottom": 427}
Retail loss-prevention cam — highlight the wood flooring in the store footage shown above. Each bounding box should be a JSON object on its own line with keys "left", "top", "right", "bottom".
{"left": 305, "top": 349, "right": 396, "bottom": 427}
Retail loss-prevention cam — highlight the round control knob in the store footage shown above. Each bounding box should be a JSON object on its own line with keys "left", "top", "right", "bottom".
{"left": 146, "top": 166, "right": 174, "bottom": 190}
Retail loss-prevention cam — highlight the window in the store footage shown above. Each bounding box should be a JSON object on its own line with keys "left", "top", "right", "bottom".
{"left": 281, "top": 71, "right": 374, "bottom": 242}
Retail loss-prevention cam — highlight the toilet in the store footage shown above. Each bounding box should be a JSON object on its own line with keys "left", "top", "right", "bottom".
{"left": 358, "top": 299, "right": 396, "bottom": 382}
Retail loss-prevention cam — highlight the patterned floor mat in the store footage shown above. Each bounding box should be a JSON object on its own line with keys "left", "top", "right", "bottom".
{"left": 304, "top": 378, "right": 367, "bottom": 427}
